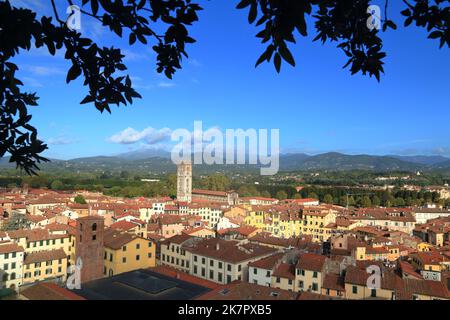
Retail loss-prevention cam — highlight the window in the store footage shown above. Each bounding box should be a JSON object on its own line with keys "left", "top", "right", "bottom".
{"left": 109, "top": 253, "right": 113, "bottom": 262}
{"left": 266, "top": 270, "right": 271, "bottom": 277}
{"left": 122, "top": 257, "right": 127, "bottom": 263}
{"left": 352, "top": 286, "right": 358, "bottom": 294}
{"left": 201, "top": 268, "right": 206, "bottom": 277}
{"left": 313, "top": 271, "right": 318, "bottom": 278}
{"left": 148, "top": 253, "right": 152, "bottom": 258}
{"left": 210, "top": 260, "right": 214, "bottom": 267}
{"left": 218, "top": 273, "right": 223, "bottom": 282}
{"left": 194, "top": 256, "right": 198, "bottom": 262}
{"left": 194, "top": 266, "right": 198, "bottom": 274}
{"left": 11, "top": 262, "right": 16, "bottom": 269}
{"left": 238, "top": 265, "right": 242, "bottom": 272}
{"left": 227, "top": 264, "right": 232, "bottom": 272}
{"left": 123, "top": 246, "right": 127, "bottom": 252}
{"left": 92, "top": 223, "right": 97, "bottom": 231}
{"left": 371, "top": 289, "right": 377, "bottom": 298}
{"left": 209, "top": 270, "right": 214, "bottom": 279}
{"left": 276, "top": 277, "right": 281, "bottom": 283}
{"left": 136, "top": 243, "right": 140, "bottom": 250}
{"left": 253, "top": 268, "right": 257, "bottom": 275}
{"left": 202, "top": 257, "right": 206, "bottom": 265}
{"left": 227, "top": 275, "right": 232, "bottom": 284}
{"left": 312, "top": 283, "right": 318, "bottom": 292}
{"left": 299, "top": 281, "right": 304, "bottom": 289}
{"left": 136, "top": 255, "right": 140, "bottom": 261}
{"left": 218, "top": 262, "right": 222, "bottom": 268}
{"left": 10, "top": 273, "right": 16, "bottom": 280}
{"left": 92, "top": 235, "right": 96, "bottom": 241}
{"left": 148, "top": 242, "right": 152, "bottom": 247}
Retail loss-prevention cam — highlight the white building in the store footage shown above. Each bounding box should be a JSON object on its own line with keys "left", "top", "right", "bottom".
{"left": 413, "top": 208, "right": 450, "bottom": 224}
{"left": 248, "top": 253, "right": 284, "bottom": 287}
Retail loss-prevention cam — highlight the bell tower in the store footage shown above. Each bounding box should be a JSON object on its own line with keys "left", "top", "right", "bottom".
{"left": 75, "top": 215, "right": 104, "bottom": 283}
{"left": 177, "top": 161, "right": 192, "bottom": 203}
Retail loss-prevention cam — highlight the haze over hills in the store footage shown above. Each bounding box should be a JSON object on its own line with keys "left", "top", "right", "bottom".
{"left": 1, "top": 152, "right": 450, "bottom": 174}
{"left": 389, "top": 155, "right": 450, "bottom": 166}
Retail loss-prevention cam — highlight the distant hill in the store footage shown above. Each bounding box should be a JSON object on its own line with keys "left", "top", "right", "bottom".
{"left": 280, "top": 152, "right": 425, "bottom": 172}
{"left": 116, "top": 149, "right": 171, "bottom": 160}
{"left": 0, "top": 152, "right": 446, "bottom": 174}
{"left": 389, "top": 155, "right": 450, "bottom": 166}
{"left": 432, "top": 159, "right": 450, "bottom": 170}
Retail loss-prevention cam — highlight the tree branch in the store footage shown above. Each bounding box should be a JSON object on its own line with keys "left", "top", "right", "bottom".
{"left": 50, "top": 0, "right": 64, "bottom": 24}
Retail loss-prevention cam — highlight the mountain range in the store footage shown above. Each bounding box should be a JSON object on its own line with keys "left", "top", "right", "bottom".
{"left": 1, "top": 151, "right": 450, "bottom": 174}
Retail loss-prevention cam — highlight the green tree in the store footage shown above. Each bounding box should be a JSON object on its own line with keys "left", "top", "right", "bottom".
{"left": 276, "top": 190, "right": 288, "bottom": 200}
{"left": 261, "top": 190, "right": 272, "bottom": 198}
{"left": 361, "top": 196, "right": 372, "bottom": 208}
{"left": 74, "top": 195, "right": 87, "bottom": 204}
{"left": 395, "top": 197, "right": 406, "bottom": 207}
{"left": 50, "top": 180, "right": 64, "bottom": 190}
{"left": 2, "top": 0, "right": 449, "bottom": 174}
{"left": 120, "top": 171, "right": 130, "bottom": 179}
{"left": 323, "top": 194, "right": 333, "bottom": 204}
{"left": 372, "top": 195, "right": 381, "bottom": 207}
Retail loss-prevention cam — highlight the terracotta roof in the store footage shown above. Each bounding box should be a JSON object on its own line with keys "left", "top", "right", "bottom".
{"left": 296, "top": 253, "right": 327, "bottom": 272}
{"left": 0, "top": 243, "right": 24, "bottom": 254}
{"left": 164, "top": 234, "right": 193, "bottom": 245}
{"left": 104, "top": 229, "right": 141, "bottom": 250}
{"left": 20, "top": 282, "right": 85, "bottom": 300}
{"left": 110, "top": 220, "right": 139, "bottom": 231}
{"left": 192, "top": 189, "right": 228, "bottom": 197}
{"left": 24, "top": 249, "right": 67, "bottom": 264}
{"left": 323, "top": 274, "right": 345, "bottom": 291}
{"left": 272, "top": 263, "right": 296, "bottom": 280}
{"left": 196, "top": 281, "right": 299, "bottom": 300}
{"left": 249, "top": 253, "right": 284, "bottom": 270}
{"left": 184, "top": 238, "right": 277, "bottom": 264}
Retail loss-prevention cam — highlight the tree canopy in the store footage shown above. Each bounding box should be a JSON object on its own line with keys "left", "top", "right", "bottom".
{"left": 1, "top": 0, "right": 449, "bottom": 174}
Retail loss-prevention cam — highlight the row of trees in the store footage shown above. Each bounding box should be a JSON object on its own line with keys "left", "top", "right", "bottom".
{"left": 1, "top": 172, "right": 448, "bottom": 207}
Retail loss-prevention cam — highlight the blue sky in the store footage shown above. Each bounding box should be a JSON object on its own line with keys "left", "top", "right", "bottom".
{"left": 9, "top": 0, "right": 450, "bottom": 160}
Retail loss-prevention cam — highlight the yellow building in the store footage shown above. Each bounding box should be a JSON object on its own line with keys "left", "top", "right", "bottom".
{"left": 22, "top": 249, "right": 67, "bottom": 285}
{"left": 103, "top": 229, "right": 156, "bottom": 277}
{"left": 298, "top": 207, "right": 337, "bottom": 242}
{"left": 417, "top": 242, "right": 433, "bottom": 252}
{"left": 295, "top": 253, "right": 327, "bottom": 294}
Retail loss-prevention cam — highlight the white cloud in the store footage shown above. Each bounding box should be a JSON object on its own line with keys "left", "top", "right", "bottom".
{"left": 47, "top": 136, "right": 78, "bottom": 145}
{"left": 22, "top": 65, "right": 65, "bottom": 76}
{"left": 157, "top": 81, "right": 176, "bottom": 88}
{"left": 22, "top": 77, "right": 43, "bottom": 88}
{"left": 188, "top": 59, "right": 202, "bottom": 67}
{"left": 122, "top": 49, "right": 148, "bottom": 62}
{"left": 108, "top": 127, "right": 172, "bottom": 145}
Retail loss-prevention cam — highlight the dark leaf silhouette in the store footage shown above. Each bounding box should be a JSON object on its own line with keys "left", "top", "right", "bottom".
{"left": 0, "top": 0, "right": 449, "bottom": 173}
